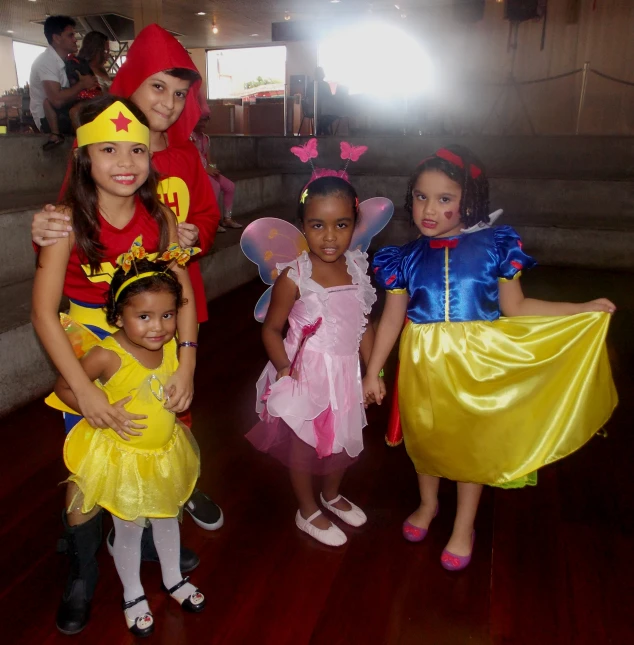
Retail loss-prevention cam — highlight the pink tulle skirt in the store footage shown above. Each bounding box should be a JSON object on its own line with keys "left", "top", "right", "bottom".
{"left": 247, "top": 348, "right": 366, "bottom": 475}
{"left": 246, "top": 417, "right": 358, "bottom": 475}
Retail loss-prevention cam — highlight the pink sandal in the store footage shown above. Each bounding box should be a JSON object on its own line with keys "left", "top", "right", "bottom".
{"left": 440, "top": 531, "right": 476, "bottom": 571}
{"left": 402, "top": 504, "right": 439, "bottom": 543}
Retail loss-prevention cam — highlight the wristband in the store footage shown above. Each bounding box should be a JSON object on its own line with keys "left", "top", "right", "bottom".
{"left": 378, "top": 369, "right": 385, "bottom": 378}
{"left": 178, "top": 341, "right": 198, "bottom": 349}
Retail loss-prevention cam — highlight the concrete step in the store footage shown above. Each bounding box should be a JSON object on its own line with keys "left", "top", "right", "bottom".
{"left": 211, "top": 135, "right": 634, "bottom": 180}
{"left": 0, "top": 204, "right": 295, "bottom": 417}
{"left": 376, "top": 214, "right": 634, "bottom": 271}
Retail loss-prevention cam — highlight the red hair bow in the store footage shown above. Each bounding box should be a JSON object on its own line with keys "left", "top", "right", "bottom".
{"left": 423, "top": 148, "right": 482, "bottom": 180}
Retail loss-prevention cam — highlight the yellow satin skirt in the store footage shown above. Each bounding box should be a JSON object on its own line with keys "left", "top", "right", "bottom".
{"left": 64, "top": 420, "right": 200, "bottom": 522}
{"left": 398, "top": 312, "right": 617, "bottom": 486}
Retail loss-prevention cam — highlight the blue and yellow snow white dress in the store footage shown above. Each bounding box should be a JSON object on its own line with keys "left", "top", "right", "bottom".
{"left": 373, "top": 225, "right": 617, "bottom": 486}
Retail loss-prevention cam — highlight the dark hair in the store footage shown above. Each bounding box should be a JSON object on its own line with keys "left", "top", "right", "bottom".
{"left": 60, "top": 95, "right": 170, "bottom": 274}
{"left": 165, "top": 68, "right": 201, "bottom": 84}
{"left": 44, "top": 16, "right": 76, "bottom": 45}
{"left": 405, "top": 144, "right": 490, "bottom": 229}
{"left": 297, "top": 176, "right": 359, "bottom": 224}
{"left": 106, "top": 258, "right": 184, "bottom": 327}
{"left": 78, "top": 31, "right": 109, "bottom": 63}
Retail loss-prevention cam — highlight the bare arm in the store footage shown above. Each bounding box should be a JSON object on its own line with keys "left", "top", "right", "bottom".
{"left": 31, "top": 232, "right": 145, "bottom": 432}
{"left": 42, "top": 74, "right": 97, "bottom": 110}
{"left": 164, "top": 210, "right": 198, "bottom": 413}
{"left": 362, "top": 291, "right": 409, "bottom": 405}
{"left": 55, "top": 347, "right": 111, "bottom": 411}
{"left": 359, "top": 322, "right": 375, "bottom": 368}
{"left": 261, "top": 269, "right": 298, "bottom": 380}
{"left": 499, "top": 278, "right": 616, "bottom": 317}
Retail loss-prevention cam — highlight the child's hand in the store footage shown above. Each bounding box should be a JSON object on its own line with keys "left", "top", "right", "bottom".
{"left": 110, "top": 397, "right": 146, "bottom": 440}
{"left": 363, "top": 374, "right": 385, "bottom": 407}
{"left": 276, "top": 365, "right": 298, "bottom": 381}
{"left": 164, "top": 366, "right": 194, "bottom": 413}
{"left": 177, "top": 223, "right": 200, "bottom": 248}
{"left": 76, "top": 386, "right": 146, "bottom": 436}
{"left": 577, "top": 298, "right": 616, "bottom": 314}
{"left": 32, "top": 204, "right": 73, "bottom": 246}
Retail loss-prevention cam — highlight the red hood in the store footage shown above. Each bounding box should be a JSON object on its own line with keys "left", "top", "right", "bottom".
{"left": 110, "top": 24, "right": 202, "bottom": 146}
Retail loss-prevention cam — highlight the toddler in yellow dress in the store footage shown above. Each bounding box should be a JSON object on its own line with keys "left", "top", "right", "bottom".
{"left": 55, "top": 256, "right": 205, "bottom": 636}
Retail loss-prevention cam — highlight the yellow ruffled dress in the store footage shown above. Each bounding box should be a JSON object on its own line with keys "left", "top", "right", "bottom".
{"left": 373, "top": 226, "right": 618, "bottom": 487}
{"left": 62, "top": 336, "right": 200, "bottom": 521}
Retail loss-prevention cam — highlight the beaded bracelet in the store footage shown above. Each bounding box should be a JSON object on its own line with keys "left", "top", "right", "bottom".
{"left": 178, "top": 341, "right": 199, "bottom": 349}
{"left": 379, "top": 369, "right": 385, "bottom": 378}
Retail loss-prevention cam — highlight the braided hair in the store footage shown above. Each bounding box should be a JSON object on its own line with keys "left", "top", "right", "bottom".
{"left": 404, "top": 145, "right": 490, "bottom": 229}
{"left": 297, "top": 176, "right": 360, "bottom": 225}
{"left": 105, "top": 258, "right": 185, "bottom": 327}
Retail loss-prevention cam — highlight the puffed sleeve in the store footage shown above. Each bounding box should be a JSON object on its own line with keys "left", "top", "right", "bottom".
{"left": 372, "top": 245, "right": 408, "bottom": 292}
{"left": 494, "top": 226, "right": 536, "bottom": 281}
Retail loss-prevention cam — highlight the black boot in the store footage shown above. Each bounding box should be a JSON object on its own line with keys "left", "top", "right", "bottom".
{"left": 56, "top": 510, "right": 103, "bottom": 635}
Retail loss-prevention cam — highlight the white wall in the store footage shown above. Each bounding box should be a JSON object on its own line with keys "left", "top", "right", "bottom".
{"left": 0, "top": 37, "right": 18, "bottom": 94}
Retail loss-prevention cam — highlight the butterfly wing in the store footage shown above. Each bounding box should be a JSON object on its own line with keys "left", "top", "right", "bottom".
{"left": 306, "top": 137, "right": 318, "bottom": 159}
{"left": 350, "top": 197, "right": 394, "bottom": 252}
{"left": 290, "top": 145, "right": 309, "bottom": 163}
{"left": 254, "top": 286, "right": 273, "bottom": 323}
{"left": 340, "top": 141, "right": 351, "bottom": 159}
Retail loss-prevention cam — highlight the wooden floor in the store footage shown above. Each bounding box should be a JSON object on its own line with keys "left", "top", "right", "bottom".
{"left": 1, "top": 266, "right": 633, "bottom": 645}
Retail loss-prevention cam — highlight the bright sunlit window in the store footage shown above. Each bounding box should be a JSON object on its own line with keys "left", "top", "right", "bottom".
{"left": 319, "top": 23, "right": 432, "bottom": 97}
{"left": 12, "top": 41, "right": 46, "bottom": 88}
{"left": 206, "top": 46, "right": 286, "bottom": 100}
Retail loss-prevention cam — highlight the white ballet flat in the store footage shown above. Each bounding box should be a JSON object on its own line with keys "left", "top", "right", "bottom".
{"left": 295, "top": 510, "right": 347, "bottom": 546}
{"left": 320, "top": 493, "right": 367, "bottom": 527}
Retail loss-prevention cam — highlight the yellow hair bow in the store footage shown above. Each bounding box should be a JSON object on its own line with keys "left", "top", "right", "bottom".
{"left": 159, "top": 243, "right": 202, "bottom": 267}
{"left": 116, "top": 235, "right": 147, "bottom": 274}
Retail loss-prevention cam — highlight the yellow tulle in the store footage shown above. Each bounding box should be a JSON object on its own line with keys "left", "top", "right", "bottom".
{"left": 62, "top": 336, "right": 200, "bottom": 521}
{"left": 398, "top": 312, "right": 617, "bottom": 486}
{"left": 65, "top": 420, "right": 200, "bottom": 521}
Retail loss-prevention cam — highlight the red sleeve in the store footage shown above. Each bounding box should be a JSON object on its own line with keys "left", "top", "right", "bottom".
{"left": 184, "top": 141, "right": 220, "bottom": 255}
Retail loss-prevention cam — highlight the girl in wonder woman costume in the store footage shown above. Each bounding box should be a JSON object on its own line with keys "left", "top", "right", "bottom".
{"left": 363, "top": 145, "right": 617, "bottom": 571}
{"left": 32, "top": 95, "right": 199, "bottom": 633}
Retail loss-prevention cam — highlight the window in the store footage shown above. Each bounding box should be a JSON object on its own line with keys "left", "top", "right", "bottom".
{"left": 318, "top": 23, "right": 432, "bottom": 97}
{"left": 12, "top": 41, "right": 46, "bottom": 88}
{"left": 206, "top": 46, "right": 286, "bottom": 100}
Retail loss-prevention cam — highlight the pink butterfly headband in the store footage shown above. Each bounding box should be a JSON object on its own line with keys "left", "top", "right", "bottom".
{"left": 291, "top": 138, "right": 368, "bottom": 193}
{"left": 420, "top": 147, "right": 483, "bottom": 180}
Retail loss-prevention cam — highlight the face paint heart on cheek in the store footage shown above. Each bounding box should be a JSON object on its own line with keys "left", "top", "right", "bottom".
{"left": 443, "top": 211, "right": 454, "bottom": 220}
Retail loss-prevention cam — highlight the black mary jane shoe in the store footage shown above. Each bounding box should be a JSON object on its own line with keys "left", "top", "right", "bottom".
{"left": 122, "top": 595, "right": 154, "bottom": 637}
{"left": 161, "top": 576, "right": 206, "bottom": 613}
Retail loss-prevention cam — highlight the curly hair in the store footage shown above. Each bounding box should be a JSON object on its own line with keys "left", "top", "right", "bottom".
{"left": 105, "top": 258, "right": 185, "bottom": 327}
{"left": 297, "top": 176, "right": 360, "bottom": 224}
{"left": 404, "top": 145, "right": 490, "bottom": 229}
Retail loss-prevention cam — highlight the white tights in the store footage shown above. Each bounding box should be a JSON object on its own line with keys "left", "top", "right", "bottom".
{"left": 111, "top": 516, "right": 197, "bottom": 621}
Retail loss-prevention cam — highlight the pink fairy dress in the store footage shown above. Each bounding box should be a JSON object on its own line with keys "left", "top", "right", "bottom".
{"left": 247, "top": 249, "right": 376, "bottom": 474}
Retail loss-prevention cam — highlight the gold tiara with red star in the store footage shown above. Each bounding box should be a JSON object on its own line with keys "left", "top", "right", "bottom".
{"left": 76, "top": 101, "right": 150, "bottom": 148}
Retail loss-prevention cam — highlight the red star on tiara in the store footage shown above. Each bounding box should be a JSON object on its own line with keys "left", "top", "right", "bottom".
{"left": 111, "top": 112, "right": 132, "bottom": 132}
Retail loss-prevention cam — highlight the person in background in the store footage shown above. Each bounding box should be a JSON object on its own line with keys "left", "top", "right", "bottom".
{"left": 191, "top": 108, "right": 241, "bottom": 232}
{"left": 29, "top": 15, "right": 98, "bottom": 150}
{"left": 310, "top": 66, "right": 338, "bottom": 136}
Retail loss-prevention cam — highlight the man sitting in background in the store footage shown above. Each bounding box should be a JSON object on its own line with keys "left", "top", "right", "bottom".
{"left": 29, "top": 15, "right": 97, "bottom": 150}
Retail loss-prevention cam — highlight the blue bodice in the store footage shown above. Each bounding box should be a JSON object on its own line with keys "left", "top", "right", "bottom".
{"left": 372, "top": 226, "right": 536, "bottom": 324}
